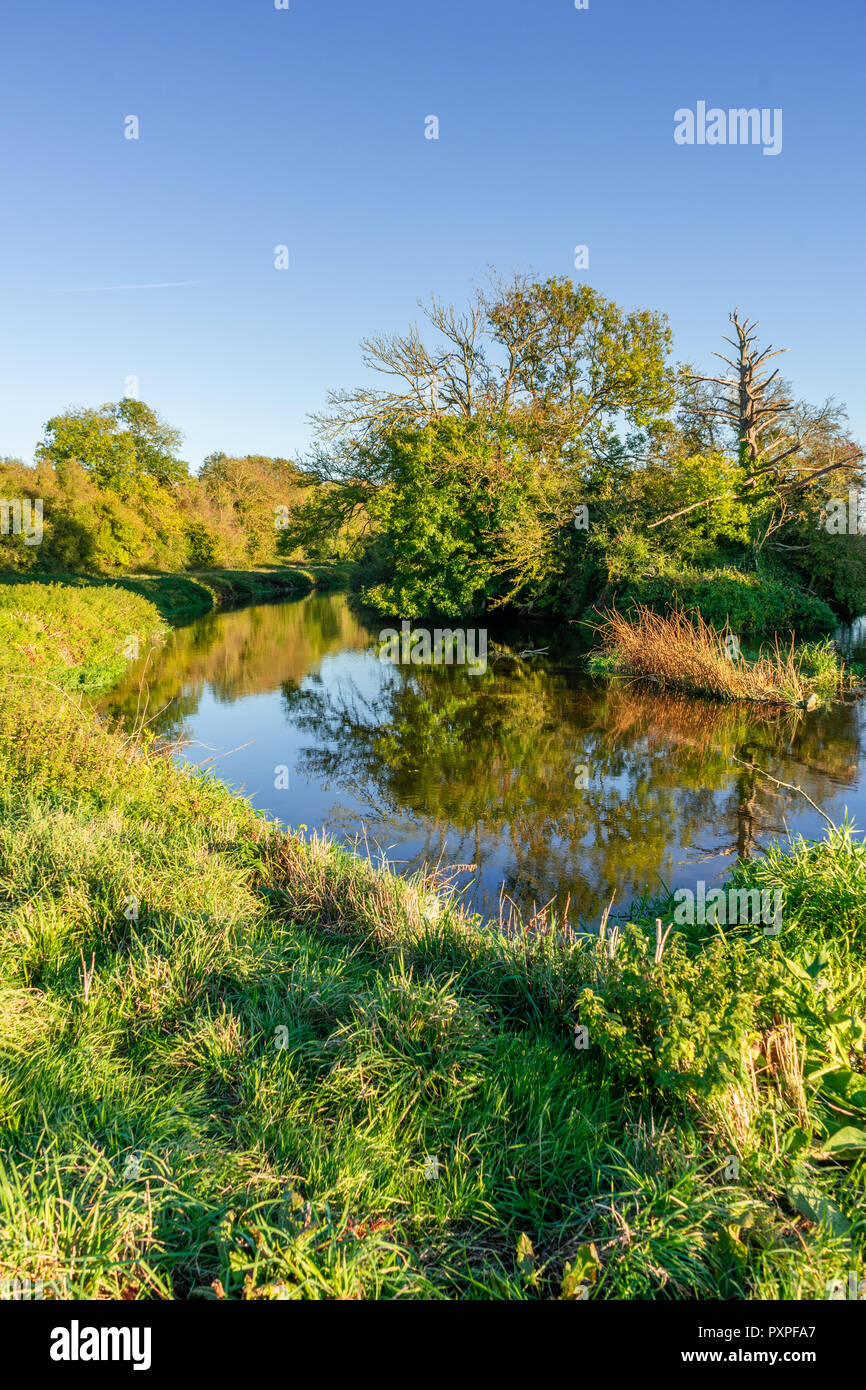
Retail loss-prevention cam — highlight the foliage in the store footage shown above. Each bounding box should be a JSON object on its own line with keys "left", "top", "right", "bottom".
{"left": 784, "top": 524, "right": 866, "bottom": 620}
{"left": 0, "top": 455, "right": 190, "bottom": 575}
{"left": 4, "top": 279, "right": 865, "bottom": 637}
{"left": 37, "top": 399, "right": 187, "bottom": 491}
{"left": 196, "top": 452, "right": 310, "bottom": 565}
{"left": 1, "top": 406, "right": 313, "bottom": 576}
{"left": 0, "top": 580, "right": 862, "bottom": 1299}
{"left": 0, "top": 579, "right": 166, "bottom": 691}
{"left": 275, "top": 477, "right": 371, "bottom": 563}
{"left": 617, "top": 567, "right": 837, "bottom": 636}
{"left": 311, "top": 274, "right": 674, "bottom": 460}
{"left": 360, "top": 419, "right": 539, "bottom": 618}
{"left": 298, "top": 278, "right": 864, "bottom": 630}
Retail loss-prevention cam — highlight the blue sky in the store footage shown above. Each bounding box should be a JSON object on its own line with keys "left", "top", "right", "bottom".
{"left": 1, "top": 0, "right": 863, "bottom": 469}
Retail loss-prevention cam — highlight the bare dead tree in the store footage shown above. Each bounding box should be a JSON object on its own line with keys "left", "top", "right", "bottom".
{"left": 650, "top": 311, "right": 863, "bottom": 538}
{"left": 308, "top": 289, "right": 499, "bottom": 454}
{"left": 686, "top": 310, "right": 792, "bottom": 466}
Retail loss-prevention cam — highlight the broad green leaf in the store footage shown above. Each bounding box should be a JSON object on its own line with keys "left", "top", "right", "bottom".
{"left": 786, "top": 1182, "right": 850, "bottom": 1236}
{"left": 822, "top": 1126, "right": 866, "bottom": 1156}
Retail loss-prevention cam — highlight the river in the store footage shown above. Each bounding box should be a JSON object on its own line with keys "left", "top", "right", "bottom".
{"left": 101, "top": 591, "right": 866, "bottom": 923}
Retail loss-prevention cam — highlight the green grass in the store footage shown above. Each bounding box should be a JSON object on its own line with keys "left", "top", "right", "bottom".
{"left": 0, "top": 579, "right": 167, "bottom": 691}
{"left": 0, "top": 562, "right": 355, "bottom": 628}
{"left": 0, "top": 579, "right": 863, "bottom": 1300}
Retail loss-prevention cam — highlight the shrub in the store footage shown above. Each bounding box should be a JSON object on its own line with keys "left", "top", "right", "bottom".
{"left": 361, "top": 420, "right": 537, "bottom": 618}
{"left": 615, "top": 567, "right": 836, "bottom": 636}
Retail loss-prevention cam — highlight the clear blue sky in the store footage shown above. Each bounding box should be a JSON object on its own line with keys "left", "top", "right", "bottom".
{"left": 1, "top": 0, "right": 863, "bottom": 470}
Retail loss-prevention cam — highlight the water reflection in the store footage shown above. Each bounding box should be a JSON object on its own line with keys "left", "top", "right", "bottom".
{"left": 101, "top": 592, "right": 866, "bottom": 921}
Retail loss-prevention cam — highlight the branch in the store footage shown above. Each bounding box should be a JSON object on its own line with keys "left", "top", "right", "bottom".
{"left": 647, "top": 490, "right": 738, "bottom": 528}
{"left": 731, "top": 756, "right": 837, "bottom": 829}
{"left": 773, "top": 452, "right": 864, "bottom": 496}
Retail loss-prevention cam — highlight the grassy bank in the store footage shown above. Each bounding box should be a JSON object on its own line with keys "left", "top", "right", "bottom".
{"left": 0, "top": 580, "right": 168, "bottom": 692}
{"left": 0, "top": 581, "right": 863, "bottom": 1300}
{"left": 591, "top": 605, "right": 856, "bottom": 706}
{"left": 611, "top": 567, "right": 838, "bottom": 637}
{"left": 0, "top": 562, "right": 354, "bottom": 629}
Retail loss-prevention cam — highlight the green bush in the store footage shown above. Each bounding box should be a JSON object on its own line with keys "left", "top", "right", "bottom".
{"left": 183, "top": 519, "right": 222, "bottom": 569}
{"left": 361, "top": 420, "right": 536, "bottom": 619}
{"left": 790, "top": 528, "right": 866, "bottom": 620}
{"left": 615, "top": 567, "right": 836, "bottom": 636}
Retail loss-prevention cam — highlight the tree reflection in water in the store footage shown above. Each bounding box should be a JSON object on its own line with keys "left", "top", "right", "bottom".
{"left": 101, "top": 592, "right": 865, "bottom": 922}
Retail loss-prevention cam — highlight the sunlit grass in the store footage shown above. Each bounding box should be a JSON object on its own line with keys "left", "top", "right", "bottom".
{"left": 0, "top": 580, "right": 863, "bottom": 1300}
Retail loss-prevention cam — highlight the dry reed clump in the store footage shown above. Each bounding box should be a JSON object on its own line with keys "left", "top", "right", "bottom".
{"left": 763, "top": 1019, "right": 809, "bottom": 1128}
{"left": 595, "top": 604, "right": 839, "bottom": 705}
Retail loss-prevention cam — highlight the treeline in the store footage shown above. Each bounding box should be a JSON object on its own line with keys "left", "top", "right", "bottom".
{"left": 0, "top": 398, "right": 310, "bottom": 573}
{"left": 281, "top": 276, "right": 866, "bottom": 630}
{"left": 3, "top": 278, "right": 865, "bottom": 634}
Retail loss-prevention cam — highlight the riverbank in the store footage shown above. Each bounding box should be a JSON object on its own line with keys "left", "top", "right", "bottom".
{"left": 0, "top": 579, "right": 168, "bottom": 691}
{"left": 0, "top": 578, "right": 863, "bottom": 1299}
{"left": 0, "top": 562, "right": 355, "bottom": 630}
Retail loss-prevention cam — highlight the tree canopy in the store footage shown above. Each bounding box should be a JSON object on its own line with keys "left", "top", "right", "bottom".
{"left": 38, "top": 399, "right": 188, "bottom": 490}
{"left": 286, "top": 276, "right": 864, "bottom": 623}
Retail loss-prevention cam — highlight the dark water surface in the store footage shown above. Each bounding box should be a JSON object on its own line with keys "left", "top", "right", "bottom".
{"left": 102, "top": 592, "right": 866, "bottom": 923}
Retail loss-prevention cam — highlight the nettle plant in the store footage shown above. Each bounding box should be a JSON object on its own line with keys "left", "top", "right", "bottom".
{"left": 571, "top": 908, "right": 866, "bottom": 1186}
{"left": 576, "top": 928, "right": 768, "bottom": 1101}
{"left": 772, "top": 948, "right": 866, "bottom": 1157}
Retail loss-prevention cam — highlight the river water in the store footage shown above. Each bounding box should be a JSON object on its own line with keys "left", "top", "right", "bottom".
{"left": 101, "top": 591, "right": 866, "bottom": 924}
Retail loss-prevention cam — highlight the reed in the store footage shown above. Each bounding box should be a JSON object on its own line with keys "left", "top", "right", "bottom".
{"left": 593, "top": 603, "right": 847, "bottom": 705}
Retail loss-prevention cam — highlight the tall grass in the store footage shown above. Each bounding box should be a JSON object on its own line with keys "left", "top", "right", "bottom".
{"left": 0, "top": 581, "right": 863, "bottom": 1300}
{"left": 594, "top": 604, "right": 850, "bottom": 705}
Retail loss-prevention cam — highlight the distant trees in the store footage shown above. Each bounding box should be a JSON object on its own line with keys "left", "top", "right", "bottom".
{"left": 3, "top": 282, "right": 864, "bottom": 625}
{"left": 0, "top": 451, "right": 189, "bottom": 574}
{"left": 2, "top": 402, "right": 305, "bottom": 575}
{"left": 195, "top": 451, "right": 310, "bottom": 564}
{"left": 38, "top": 399, "right": 188, "bottom": 490}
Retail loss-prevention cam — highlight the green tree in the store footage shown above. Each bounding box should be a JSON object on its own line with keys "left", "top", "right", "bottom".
{"left": 307, "top": 274, "right": 676, "bottom": 615}
{"left": 363, "top": 419, "right": 537, "bottom": 617}
{"left": 197, "top": 452, "right": 306, "bottom": 562}
{"left": 312, "top": 273, "right": 674, "bottom": 463}
{"left": 37, "top": 399, "right": 187, "bottom": 491}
